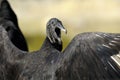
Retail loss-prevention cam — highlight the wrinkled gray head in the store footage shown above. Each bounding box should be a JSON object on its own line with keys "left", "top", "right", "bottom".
{"left": 46, "top": 18, "right": 67, "bottom": 44}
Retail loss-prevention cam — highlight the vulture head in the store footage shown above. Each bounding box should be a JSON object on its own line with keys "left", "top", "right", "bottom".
{"left": 46, "top": 18, "right": 67, "bottom": 51}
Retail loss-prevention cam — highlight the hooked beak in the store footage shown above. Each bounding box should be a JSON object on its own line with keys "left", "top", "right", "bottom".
{"left": 61, "top": 28, "right": 67, "bottom": 34}
{"left": 57, "top": 23, "right": 67, "bottom": 34}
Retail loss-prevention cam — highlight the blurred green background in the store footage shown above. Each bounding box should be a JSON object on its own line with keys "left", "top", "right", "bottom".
{"left": 8, "top": 0, "right": 120, "bottom": 52}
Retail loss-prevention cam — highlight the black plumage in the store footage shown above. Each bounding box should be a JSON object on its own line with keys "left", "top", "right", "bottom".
{"left": 0, "top": 25, "right": 27, "bottom": 80}
{"left": 55, "top": 32, "right": 120, "bottom": 80}
{"left": 0, "top": 0, "right": 28, "bottom": 51}
{"left": 17, "top": 18, "right": 67, "bottom": 80}
{"left": 0, "top": 18, "right": 66, "bottom": 80}
{"left": 0, "top": 17, "right": 120, "bottom": 80}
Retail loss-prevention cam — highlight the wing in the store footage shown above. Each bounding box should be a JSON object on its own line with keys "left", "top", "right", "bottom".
{"left": 0, "top": 25, "right": 27, "bottom": 61}
{"left": 0, "top": 26, "right": 27, "bottom": 80}
{"left": 0, "top": 0, "right": 18, "bottom": 27}
{"left": 0, "top": 0, "right": 28, "bottom": 51}
{"left": 55, "top": 32, "right": 120, "bottom": 80}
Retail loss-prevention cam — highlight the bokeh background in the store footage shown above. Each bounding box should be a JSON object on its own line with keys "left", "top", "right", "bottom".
{"left": 8, "top": 0, "right": 120, "bottom": 52}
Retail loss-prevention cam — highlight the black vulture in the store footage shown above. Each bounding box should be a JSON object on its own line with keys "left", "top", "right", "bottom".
{"left": 0, "top": 18, "right": 119, "bottom": 80}
{"left": 0, "top": 0, "right": 28, "bottom": 51}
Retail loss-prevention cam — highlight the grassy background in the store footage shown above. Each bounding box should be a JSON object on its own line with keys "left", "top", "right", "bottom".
{"left": 8, "top": 0, "right": 120, "bottom": 52}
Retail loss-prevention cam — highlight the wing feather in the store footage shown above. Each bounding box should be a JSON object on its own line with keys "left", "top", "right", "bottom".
{"left": 56, "top": 32, "right": 120, "bottom": 80}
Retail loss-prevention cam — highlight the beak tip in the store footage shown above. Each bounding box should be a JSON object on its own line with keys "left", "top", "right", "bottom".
{"left": 61, "top": 29, "right": 67, "bottom": 34}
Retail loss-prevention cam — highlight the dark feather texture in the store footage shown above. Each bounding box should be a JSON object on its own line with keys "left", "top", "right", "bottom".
{"left": 0, "top": 3, "right": 120, "bottom": 79}
{"left": 55, "top": 32, "right": 120, "bottom": 80}
{"left": 0, "top": 18, "right": 66, "bottom": 80}
{"left": 0, "top": 0, "right": 28, "bottom": 51}
{"left": 0, "top": 19, "right": 120, "bottom": 80}
{"left": 17, "top": 18, "right": 66, "bottom": 80}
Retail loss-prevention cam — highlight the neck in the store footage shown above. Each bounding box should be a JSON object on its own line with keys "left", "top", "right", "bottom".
{"left": 41, "top": 37, "right": 62, "bottom": 51}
